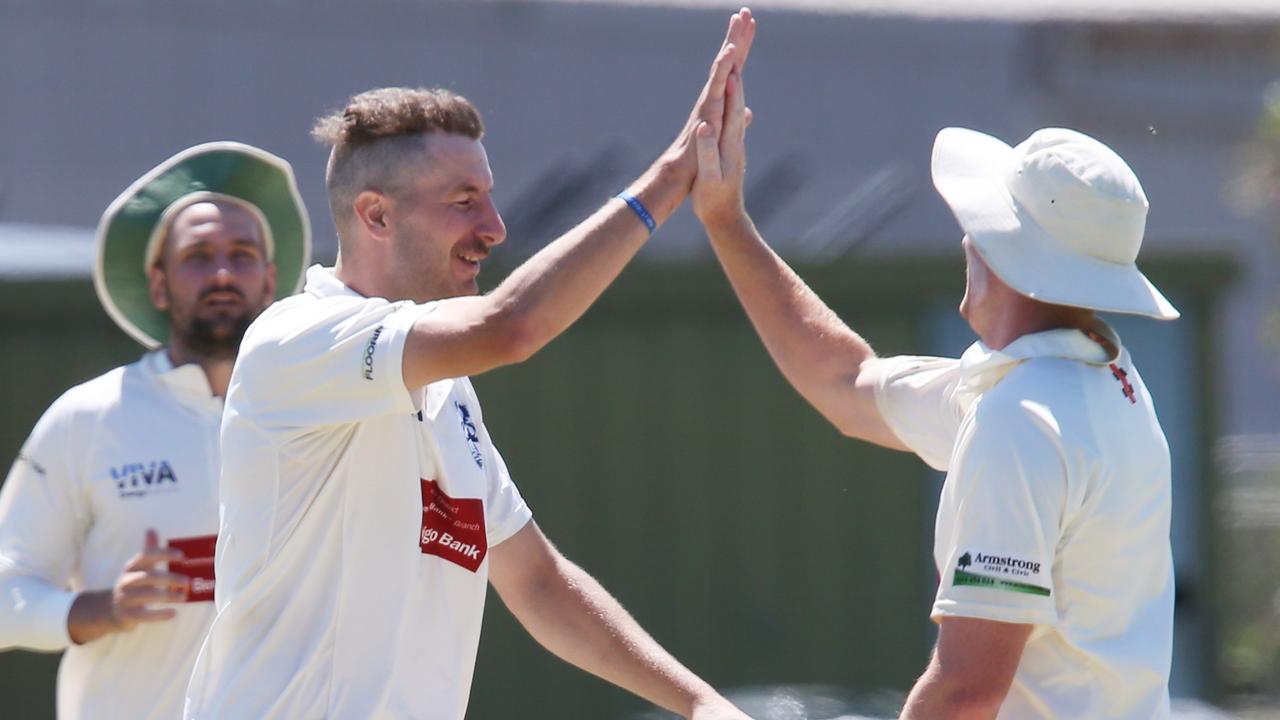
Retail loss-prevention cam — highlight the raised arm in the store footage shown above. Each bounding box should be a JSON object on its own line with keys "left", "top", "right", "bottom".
{"left": 403, "top": 9, "right": 758, "bottom": 389}
{"left": 689, "top": 67, "right": 906, "bottom": 450}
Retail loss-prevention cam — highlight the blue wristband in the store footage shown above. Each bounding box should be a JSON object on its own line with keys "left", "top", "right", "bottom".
{"left": 615, "top": 191, "right": 656, "bottom": 234}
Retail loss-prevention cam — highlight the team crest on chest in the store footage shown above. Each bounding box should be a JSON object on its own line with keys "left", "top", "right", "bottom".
{"left": 453, "top": 401, "right": 484, "bottom": 468}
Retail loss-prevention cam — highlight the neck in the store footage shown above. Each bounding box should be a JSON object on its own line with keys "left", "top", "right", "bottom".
{"left": 980, "top": 300, "right": 1095, "bottom": 351}
{"left": 334, "top": 239, "right": 393, "bottom": 301}
{"left": 165, "top": 342, "right": 235, "bottom": 398}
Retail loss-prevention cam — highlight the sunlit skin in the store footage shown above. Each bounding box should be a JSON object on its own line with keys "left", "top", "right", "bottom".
{"left": 339, "top": 134, "right": 507, "bottom": 305}
{"left": 146, "top": 200, "right": 277, "bottom": 396}
{"left": 959, "top": 235, "right": 1094, "bottom": 350}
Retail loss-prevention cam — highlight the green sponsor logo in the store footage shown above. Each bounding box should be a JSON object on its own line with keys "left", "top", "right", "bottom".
{"left": 953, "top": 569, "right": 1051, "bottom": 597}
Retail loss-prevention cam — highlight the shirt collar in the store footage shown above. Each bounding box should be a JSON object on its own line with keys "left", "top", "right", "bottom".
{"left": 956, "top": 319, "right": 1123, "bottom": 397}
{"left": 142, "top": 349, "right": 221, "bottom": 408}
{"left": 304, "top": 264, "right": 363, "bottom": 300}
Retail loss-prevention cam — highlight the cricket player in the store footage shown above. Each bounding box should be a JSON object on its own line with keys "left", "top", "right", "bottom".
{"left": 690, "top": 68, "right": 1176, "bottom": 718}
{"left": 0, "top": 142, "right": 310, "bottom": 720}
{"left": 183, "top": 10, "right": 757, "bottom": 720}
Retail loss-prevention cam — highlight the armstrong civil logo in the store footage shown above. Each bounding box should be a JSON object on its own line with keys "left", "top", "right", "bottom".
{"left": 453, "top": 401, "right": 484, "bottom": 468}
{"left": 111, "top": 460, "right": 179, "bottom": 499}
{"left": 362, "top": 325, "right": 385, "bottom": 380}
{"left": 953, "top": 550, "right": 1051, "bottom": 597}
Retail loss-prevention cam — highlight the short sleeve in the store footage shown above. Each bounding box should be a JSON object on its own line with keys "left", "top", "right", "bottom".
{"left": 458, "top": 383, "right": 530, "bottom": 546}
{"left": 931, "top": 398, "right": 1067, "bottom": 627}
{"left": 872, "top": 355, "right": 966, "bottom": 471}
{"left": 236, "top": 297, "right": 438, "bottom": 429}
{"left": 0, "top": 397, "right": 88, "bottom": 650}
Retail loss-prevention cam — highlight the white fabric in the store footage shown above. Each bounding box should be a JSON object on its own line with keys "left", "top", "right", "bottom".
{"left": 874, "top": 321, "right": 1174, "bottom": 719}
{"left": 0, "top": 350, "right": 222, "bottom": 720}
{"left": 931, "top": 126, "right": 1179, "bottom": 320}
{"left": 185, "top": 265, "right": 532, "bottom": 720}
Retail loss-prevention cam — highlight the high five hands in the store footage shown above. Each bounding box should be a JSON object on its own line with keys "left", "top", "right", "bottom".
{"left": 687, "top": 8, "right": 754, "bottom": 230}
{"left": 668, "top": 8, "right": 757, "bottom": 198}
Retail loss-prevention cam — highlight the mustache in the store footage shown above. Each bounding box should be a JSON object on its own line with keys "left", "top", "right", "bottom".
{"left": 198, "top": 285, "right": 247, "bottom": 303}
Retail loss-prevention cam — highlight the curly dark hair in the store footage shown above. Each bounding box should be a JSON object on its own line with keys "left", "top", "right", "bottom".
{"left": 312, "top": 87, "right": 485, "bottom": 234}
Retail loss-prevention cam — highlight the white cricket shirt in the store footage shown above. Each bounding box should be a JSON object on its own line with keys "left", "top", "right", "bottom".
{"left": 0, "top": 351, "right": 222, "bottom": 720}
{"left": 874, "top": 321, "right": 1173, "bottom": 719}
{"left": 185, "top": 265, "right": 532, "bottom": 720}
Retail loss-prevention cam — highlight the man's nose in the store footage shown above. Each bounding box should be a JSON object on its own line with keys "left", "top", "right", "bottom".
{"left": 479, "top": 200, "right": 507, "bottom": 247}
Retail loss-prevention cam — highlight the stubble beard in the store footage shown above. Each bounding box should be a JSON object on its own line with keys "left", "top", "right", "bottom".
{"left": 173, "top": 311, "right": 254, "bottom": 361}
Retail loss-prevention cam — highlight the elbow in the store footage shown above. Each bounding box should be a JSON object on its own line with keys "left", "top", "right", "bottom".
{"left": 482, "top": 304, "right": 542, "bottom": 368}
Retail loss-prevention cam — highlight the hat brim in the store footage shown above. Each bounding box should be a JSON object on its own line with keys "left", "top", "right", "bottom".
{"left": 94, "top": 142, "right": 312, "bottom": 348}
{"left": 931, "top": 127, "right": 1179, "bottom": 321}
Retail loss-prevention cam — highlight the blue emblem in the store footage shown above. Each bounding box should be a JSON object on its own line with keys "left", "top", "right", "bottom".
{"left": 454, "top": 402, "right": 484, "bottom": 468}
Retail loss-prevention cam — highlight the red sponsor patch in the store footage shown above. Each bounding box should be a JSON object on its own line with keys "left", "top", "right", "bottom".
{"left": 420, "top": 479, "right": 487, "bottom": 573}
{"left": 168, "top": 534, "right": 217, "bottom": 603}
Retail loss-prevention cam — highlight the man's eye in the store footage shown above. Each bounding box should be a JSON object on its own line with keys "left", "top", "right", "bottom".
{"left": 455, "top": 198, "right": 473, "bottom": 208}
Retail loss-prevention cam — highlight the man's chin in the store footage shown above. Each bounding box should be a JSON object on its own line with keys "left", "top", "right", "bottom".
{"left": 177, "top": 313, "right": 255, "bottom": 359}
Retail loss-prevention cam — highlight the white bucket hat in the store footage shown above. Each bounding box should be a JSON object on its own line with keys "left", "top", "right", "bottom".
{"left": 931, "top": 127, "right": 1179, "bottom": 320}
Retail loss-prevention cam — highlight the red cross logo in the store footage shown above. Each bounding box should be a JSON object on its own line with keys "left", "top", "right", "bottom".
{"left": 1109, "top": 363, "right": 1136, "bottom": 405}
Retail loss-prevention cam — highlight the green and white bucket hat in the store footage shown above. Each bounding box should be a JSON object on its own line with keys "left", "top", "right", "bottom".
{"left": 94, "top": 141, "right": 311, "bottom": 348}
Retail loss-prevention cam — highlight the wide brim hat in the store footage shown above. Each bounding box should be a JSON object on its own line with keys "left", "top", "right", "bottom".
{"left": 931, "top": 127, "right": 1179, "bottom": 320}
{"left": 94, "top": 141, "right": 311, "bottom": 348}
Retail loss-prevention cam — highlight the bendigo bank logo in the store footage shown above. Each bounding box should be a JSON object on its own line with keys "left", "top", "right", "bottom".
{"left": 112, "top": 460, "right": 178, "bottom": 499}
{"left": 420, "top": 479, "right": 487, "bottom": 572}
{"left": 168, "top": 534, "right": 217, "bottom": 603}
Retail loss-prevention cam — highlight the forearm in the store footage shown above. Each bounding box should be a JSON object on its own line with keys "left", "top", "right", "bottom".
{"left": 900, "top": 668, "right": 1004, "bottom": 720}
{"left": 487, "top": 155, "right": 688, "bottom": 357}
{"left": 507, "top": 556, "right": 719, "bottom": 717}
{"left": 704, "top": 212, "right": 878, "bottom": 427}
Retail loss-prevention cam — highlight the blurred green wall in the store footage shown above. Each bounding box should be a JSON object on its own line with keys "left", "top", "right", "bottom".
{"left": 0, "top": 259, "right": 1227, "bottom": 718}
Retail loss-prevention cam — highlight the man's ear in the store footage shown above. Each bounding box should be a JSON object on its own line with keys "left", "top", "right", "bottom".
{"left": 147, "top": 265, "right": 169, "bottom": 311}
{"left": 353, "top": 191, "right": 393, "bottom": 240}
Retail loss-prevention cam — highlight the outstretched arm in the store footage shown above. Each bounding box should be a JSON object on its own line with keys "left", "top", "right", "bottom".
{"left": 488, "top": 522, "right": 749, "bottom": 720}
{"left": 403, "top": 9, "right": 759, "bottom": 390}
{"left": 689, "top": 67, "right": 906, "bottom": 450}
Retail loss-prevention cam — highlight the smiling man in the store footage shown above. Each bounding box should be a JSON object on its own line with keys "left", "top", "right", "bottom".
{"left": 0, "top": 142, "right": 309, "bottom": 720}
{"left": 183, "top": 10, "right": 758, "bottom": 720}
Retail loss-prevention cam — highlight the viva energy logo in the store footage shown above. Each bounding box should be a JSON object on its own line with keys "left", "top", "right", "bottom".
{"left": 953, "top": 551, "right": 1051, "bottom": 597}
{"left": 111, "top": 460, "right": 178, "bottom": 499}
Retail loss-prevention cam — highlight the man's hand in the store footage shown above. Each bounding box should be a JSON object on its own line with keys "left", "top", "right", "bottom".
{"left": 663, "top": 7, "right": 757, "bottom": 192}
{"left": 691, "top": 67, "right": 751, "bottom": 228}
{"left": 67, "top": 529, "right": 188, "bottom": 644}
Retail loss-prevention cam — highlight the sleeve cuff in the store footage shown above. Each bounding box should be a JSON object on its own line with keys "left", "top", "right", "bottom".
{"left": 379, "top": 301, "right": 440, "bottom": 414}
{"left": 489, "top": 510, "right": 533, "bottom": 548}
{"left": 0, "top": 569, "right": 77, "bottom": 651}
{"left": 931, "top": 598, "right": 1057, "bottom": 628}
